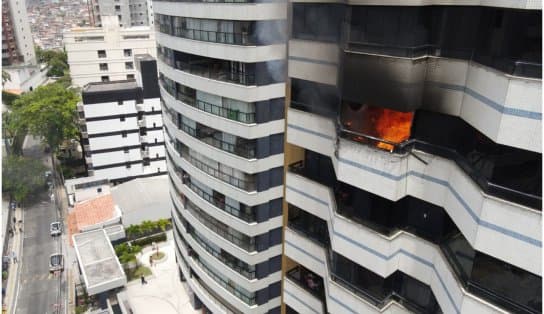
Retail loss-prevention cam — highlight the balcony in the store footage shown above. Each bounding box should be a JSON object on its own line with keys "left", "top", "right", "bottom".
{"left": 185, "top": 222, "right": 257, "bottom": 279}
{"left": 173, "top": 114, "right": 256, "bottom": 159}
{"left": 173, "top": 27, "right": 252, "bottom": 46}
{"left": 184, "top": 176, "right": 256, "bottom": 223}
{"left": 285, "top": 266, "right": 326, "bottom": 314}
{"left": 160, "top": 74, "right": 256, "bottom": 124}
{"left": 178, "top": 144, "right": 257, "bottom": 192}
{"left": 183, "top": 196, "right": 257, "bottom": 252}
{"left": 288, "top": 205, "right": 330, "bottom": 246}
{"left": 346, "top": 6, "right": 541, "bottom": 79}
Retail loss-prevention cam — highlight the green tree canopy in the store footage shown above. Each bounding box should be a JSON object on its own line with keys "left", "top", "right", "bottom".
{"left": 2, "top": 155, "right": 47, "bottom": 201}
{"left": 2, "top": 70, "right": 11, "bottom": 84}
{"left": 8, "top": 83, "right": 80, "bottom": 152}
{"left": 35, "top": 47, "right": 69, "bottom": 77}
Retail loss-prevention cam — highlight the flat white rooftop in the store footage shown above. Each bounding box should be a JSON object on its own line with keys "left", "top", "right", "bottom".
{"left": 73, "top": 229, "right": 127, "bottom": 295}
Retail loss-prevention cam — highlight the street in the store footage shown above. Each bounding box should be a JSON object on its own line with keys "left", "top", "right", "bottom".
{"left": 14, "top": 136, "right": 66, "bottom": 314}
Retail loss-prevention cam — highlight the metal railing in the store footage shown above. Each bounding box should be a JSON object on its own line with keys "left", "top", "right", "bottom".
{"left": 173, "top": 27, "right": 253, "bottom": 46}
{"left": 184, "top": 197, "right": 256, "bottom": 252}
{"left": 177, "top": 119, "right": 256, "bottom": 159}
{"left": 177, "top": 91, "right": 256, "bottom": 124}
{"left": 181, "top": 146, "right": 257, "bottom": 192}
{"left": 185, "top": 179, "right": 256, "bottom": 222}
{"left": 187, "top": 226, "right": 256, "bottom": 279}
{"left": 174, "top": 60, "right": 256, "bottom": 86}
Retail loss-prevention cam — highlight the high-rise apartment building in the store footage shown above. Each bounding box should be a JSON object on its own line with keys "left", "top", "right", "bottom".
{"left": 79, "top": 54, "right": 166, "bottom": 184}
{"left": 2, "top": 0, "right": 36, "bottom": 66}
{"left": 90, "top": 0, "right": 153, "bottom": 27}
{"left": 282, "top": 2, "right": 541, "bottom": 314}
{"left": 155, "top": 0, "right": 541, "bottom": 313}
{"left": 64, "top": 16, "right": 156, "bottom": 87}
{"left": 155, "top": 0, "right": 287, "bottom": 312}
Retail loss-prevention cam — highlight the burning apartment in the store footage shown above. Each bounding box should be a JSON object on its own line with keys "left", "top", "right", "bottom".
{"left": 283, "top": 2, "right": 541, "bottom": 314}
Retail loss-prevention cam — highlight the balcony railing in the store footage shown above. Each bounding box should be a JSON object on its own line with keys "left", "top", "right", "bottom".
{"left": 174, "top": 60, "right": 256, "bottom": 86}
{"left": 184, "top": 197, "right": 256, "bottom": 252}
{"left": 174, "top": 224, "right": 256, "bottom": 306}
{"left": 179, "top": 145, "right": 257, "bottom": 192}
{"left": 185, "top": 179, "right": 256, "bottom": 222}
{"left": 177, "top": 91, "right": 256, "bottom": 124}
{"left": 173, "top": 27, "right": 253, "bottom": 46}
{"left": 286, "top": 266, "right": 326, "bottom": 300}
{"left": 186, "top": 225, "right": 256, "bottom": 279}
{"left": 290, "top": 100, "right": 338, "bottom": 119}
{"left": 177, "top": 119, "right": 256, "bottom": 159}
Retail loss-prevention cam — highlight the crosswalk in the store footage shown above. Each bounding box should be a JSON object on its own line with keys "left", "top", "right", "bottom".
{"left": 21, "top": 273, "right": 59, "bottom": 284}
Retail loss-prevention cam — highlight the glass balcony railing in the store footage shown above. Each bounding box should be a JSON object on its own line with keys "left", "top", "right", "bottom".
{"left": 159, "top": 75, "right": 256, "bottom": 124}
{"left": 169, "top": 144, "right": 256, "bottom": 192}
{"left": 184, "top": 178, "right": 256, "bottom": 222}
{"left": 174, "top": 60, "right": 255, "bottom": 86}
{"left": 186, "top": 224, "right": 256, "bottom": 279}
{"left": 184, "top": 197, "right": 256, "bottom": 252}
{"left": 173, "top": 27, "right": 253, "bottom": 46}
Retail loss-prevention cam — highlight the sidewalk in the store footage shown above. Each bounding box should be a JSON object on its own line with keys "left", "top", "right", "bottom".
{"left": 122, "top": 239, "right": 198, "bottom": 314}
{"left": 2, "top": 206, "right": 24, "bottom": 314}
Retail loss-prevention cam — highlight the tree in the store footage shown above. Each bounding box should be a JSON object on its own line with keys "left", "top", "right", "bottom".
{"left": 2, "top": 155, "right": 47, "bottom": 201}
{"left": 2, "top": 70, "right": 11, "bottom": 84}
{"left": 35, "top": 47, "right": 69, "bottom": 77}
{"left": 8, "top": 83, "right": 80, "bottom": 152}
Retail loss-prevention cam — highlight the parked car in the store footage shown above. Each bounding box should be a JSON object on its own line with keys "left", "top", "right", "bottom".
{"left": 50, "top": 222, "right": 62, "bottom": 236}
{"left": 49, "top": 254, "right": 64, "bottom": 273}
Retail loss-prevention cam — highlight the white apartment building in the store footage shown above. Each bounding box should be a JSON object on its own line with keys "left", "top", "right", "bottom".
{"left": 155, "top": 0, "right": 287, "bottom": 312}
{"left": 79, "top": 54, "right": 166, "bottom": 184}
{"left": 64, "top": 16, "right": 156, "bottom": 87}
{"left": 90, "top": 0, "right": 152, "bottom": 27}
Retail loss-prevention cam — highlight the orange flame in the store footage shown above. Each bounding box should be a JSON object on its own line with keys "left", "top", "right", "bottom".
{"left": 343, "top": 104, "right": 413, "bottom": 152}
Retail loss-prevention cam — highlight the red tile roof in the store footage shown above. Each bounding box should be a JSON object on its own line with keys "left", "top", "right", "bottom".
{"left": 68, "top": 194, "right": 116, "bottom": 245}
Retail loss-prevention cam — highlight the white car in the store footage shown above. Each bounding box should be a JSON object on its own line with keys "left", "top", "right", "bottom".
{"left": 50, "top": 222, "right": 62, "bottom": 236}
{"left": 49, "top": 254, "right": 64, "bottom": 273}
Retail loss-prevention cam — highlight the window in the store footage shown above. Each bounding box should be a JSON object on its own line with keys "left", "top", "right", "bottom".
{"left": 127, "top": 74, "right": 135, "bottom": 80}
{"left": 124, "top": 49, "right": 132, "bottom": 57}
{"left": 122, "top": 131, "right": 127, "bottom": 138}
{"left": 115, "top": 5, "right": 121, "bottom": 11}
{"left": 118, "top": 100, "right": 123, "bottom": 105}
{"left": 126, "top": 163, "right": 131, "bottom": 169}
{"left": 97, "top": 50, "right": 106, "bottom": 58}
{"left": 124, "top": 148, "right": 129, "bottom": 153}
{"left": 97, "top": 187, "right": 102, "bottom": 193}
{"left": 99, "top": 63, "right": 108, "bottom": 71}
{"left": 125, "top": 62, "right": 134, "bottom": 70}
{"left": 118, "top": 15, "right": 122, "bottom": 21}
{"left": 120, "top": 115, "right": 125, "bottom": 122}
{"left": 101, "top": 76, "right": 109, "bottom": 82}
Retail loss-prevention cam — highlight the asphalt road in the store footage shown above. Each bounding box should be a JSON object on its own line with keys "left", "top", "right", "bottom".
{"left": 14, "top": 136, "right": 65, "bottom": 314}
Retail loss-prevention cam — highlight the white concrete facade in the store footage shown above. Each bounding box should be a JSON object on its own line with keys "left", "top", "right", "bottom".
{"left": 157, "top": 1, "right": 286, "bottom": 312}
{"left": 63, "top": 16, "right": 156, "bottom": 87}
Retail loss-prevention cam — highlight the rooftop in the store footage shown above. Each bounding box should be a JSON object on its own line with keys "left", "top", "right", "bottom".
{"left": 73, "top": 229, "right": 126, "bottom": 295}
{"left": 68, "top": 194, "right": 120, "bottom": 244}
{"left": 83, "top": 80, "right": 138, "bottom": 93}
{"left": 111, "top": 175, "right": 171, "bottom": 221}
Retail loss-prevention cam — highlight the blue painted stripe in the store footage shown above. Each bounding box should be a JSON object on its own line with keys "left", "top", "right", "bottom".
{"left": 340, "top": 159, "right": 542, "bottom": 248}
{"left": 288, "top": 123, "right": 335, "bottom": 140}
{"left": 287, "top": 232, "right": 461, "bottom": 313}
{"left": 289, "top": 56, "right": 338, "bottom": 66}
{"left": 285, "top": 240, "right": 325, "bottom": 265}
{"left": 284, "top": 289, "right": 320, "bottom": 314}
{"left": 286, "top": 185, "right": 329, "bottom": 206}
{"left": 427, "top": 81, "right": 541, "bottom": 120}
{"left": 287, "top": 123, "right": 541, "bottom": 248}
